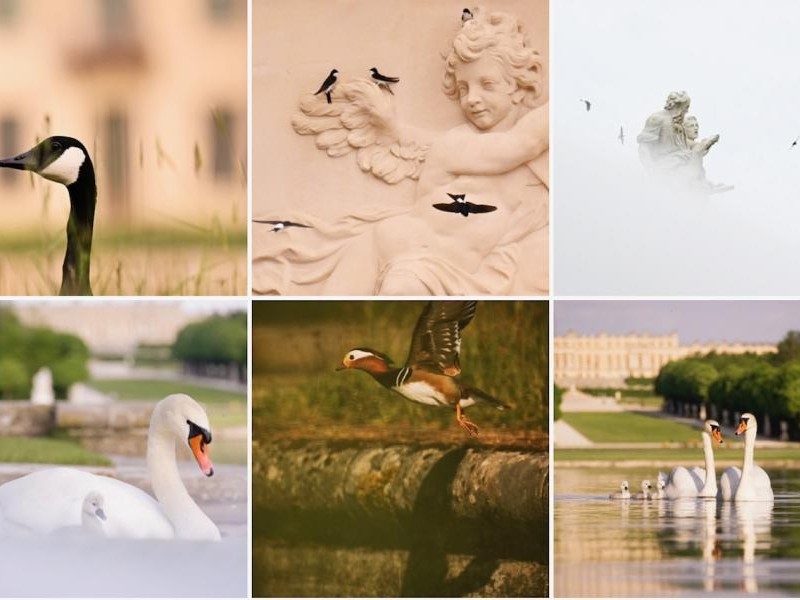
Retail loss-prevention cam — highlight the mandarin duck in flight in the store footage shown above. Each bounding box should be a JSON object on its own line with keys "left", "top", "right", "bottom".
{"left": 337, "top": 300, "right": 508, "bottom": 437}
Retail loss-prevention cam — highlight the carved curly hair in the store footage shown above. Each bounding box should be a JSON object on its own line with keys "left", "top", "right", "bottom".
{"left": 664, "top": 91, "right": 690, "bottom": 112}
{"left": 442, "top": 8, "right": 542, "bottom": 108}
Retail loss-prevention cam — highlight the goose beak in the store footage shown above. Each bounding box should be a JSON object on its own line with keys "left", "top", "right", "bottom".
{"left": 189, "top": 434, "right": 215, "bottom": 477}
{"left": 0, "top": 149, "right": 37, "bottom": 172}
{"left": 96, "top": 508, "right": 107, "bottom": 521}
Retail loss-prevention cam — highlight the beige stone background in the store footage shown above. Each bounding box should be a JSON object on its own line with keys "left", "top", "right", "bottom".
{"left": 252, "top": 0, "right": 548, "bottom": 295}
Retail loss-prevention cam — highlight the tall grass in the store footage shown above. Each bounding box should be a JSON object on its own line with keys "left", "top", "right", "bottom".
{"left": 252, "top": 301, "right": 549, "bottom": 434}
{"left": 0, "top": 228, "right": 246, "bottom": 295}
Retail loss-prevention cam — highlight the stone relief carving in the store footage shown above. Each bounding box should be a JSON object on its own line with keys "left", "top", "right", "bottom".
{"left": 637, "top": 91, "right": 732, "bottom": 194}
{"left": 253, "top": 6, "right": 549, "bottom": 295}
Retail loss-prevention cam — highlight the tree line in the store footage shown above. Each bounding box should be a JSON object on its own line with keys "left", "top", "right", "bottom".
{"left": 0, "top": 309, "right": 247, "bottom": 399}
{"left": 654, "top": 331, "right": 800, "bottom": 438}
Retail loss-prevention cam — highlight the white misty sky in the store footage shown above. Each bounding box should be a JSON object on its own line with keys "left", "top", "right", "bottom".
{"left": 553, "top": 0, "right": 800, "bottom": 295}
{"left": 555, "top": 300, "right": 800, "bottom": 344}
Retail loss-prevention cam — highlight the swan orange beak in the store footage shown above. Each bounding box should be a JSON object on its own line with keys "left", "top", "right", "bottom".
{"left": 189, "top": 433, "right": 214, "bottom": 477}
{"left": 735, "top": 420, "right": 748, "bottom": 436}
{"left": 712, "top": 428, "right": 724, "bottom": 446}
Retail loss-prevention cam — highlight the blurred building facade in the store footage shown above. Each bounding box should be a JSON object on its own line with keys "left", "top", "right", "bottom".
{"left": 14, "top": 301, "right": 229, "bottom": 355}
{"left": 554, "top": 332, "right": 776, "bottom": 386}
{"left": 0, "top": 0, "right": 246, "bottom": 231}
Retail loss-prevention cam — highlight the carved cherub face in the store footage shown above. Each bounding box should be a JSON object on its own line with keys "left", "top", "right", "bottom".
{"left": 454, "top": 55, "right": 521, "bottom": 132}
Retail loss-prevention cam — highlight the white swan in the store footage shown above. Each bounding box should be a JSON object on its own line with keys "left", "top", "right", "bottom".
{"left": 655, "top": 472, "right": 667, "bottom": 499}
{"left": 664, "top": 419, "right": 723, "bottom": 499}
{"left": 609, "top": 480, "right": 631, "bottom": 499}
{"left": 80, "top": 491, "right": 107, "bottom": 535}
{"left": 719, "top": 412, "right": 773, "bottom": 502}
{"left": 633, "top": 479, "right": 654, "bottom": 500}
{"left": 0, "top": 394, "right": 221, "bottom": 540}
{"left": 49, "top": 491, "right": 108, "bottom": 538}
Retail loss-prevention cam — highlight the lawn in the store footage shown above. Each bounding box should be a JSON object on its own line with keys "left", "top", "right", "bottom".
{"left": 89, "top": 379, "right": 247, "bottom": 429}
{"left": 556, "top": 446, "right": 800, "bottom": 466}
{"left": 0, "top": 436, "right": 111, "bottom": 466}
{"left": 561, "top": 412, "right": 700, "bottom": 444}
{"left": 89, "top": 379, "right": 245, "bottom": 404}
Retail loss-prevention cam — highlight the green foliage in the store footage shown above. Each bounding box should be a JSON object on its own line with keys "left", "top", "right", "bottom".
{"left": 173, "top": 311, "right": 246, "bottom": 365}
{"left": 580, "top": 387, "right": 655, "bottom": 399}
{"left": 658, "top": 346, "right": 800, "bottom": 432}
{"left": 0, "top": 435, "right": 110, "bottom": 465}
{"left": 624, "top": 376, "right": 654, "bottom": 386}
{"left": 0, "top": 308, "right": 89, "bottom": 399}
{"left": 0, "top": 357, "right": 28, "bottom": 399}
{"left": 554, "top": 385, "right": 563, "bottom": 421}
{"left": 775, "top": 331, "right": 800, "bottom": 365}
{"left": 655, "top": 358, "right": 718, "bottom": 404}
{"left": 253, "top": 301, "right": 549, "bottom": 433}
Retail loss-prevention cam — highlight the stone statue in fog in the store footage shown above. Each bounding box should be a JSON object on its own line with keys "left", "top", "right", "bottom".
{"left": 637, "top": 91, "right": 731, "bottom": 193}
{"left": 255, "top": 7, "right": 549, "bottom": 296}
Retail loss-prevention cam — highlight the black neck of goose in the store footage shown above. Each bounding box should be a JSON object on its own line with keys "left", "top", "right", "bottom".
{"left": 60, "top": 164, "right": 96, "bottom": 296}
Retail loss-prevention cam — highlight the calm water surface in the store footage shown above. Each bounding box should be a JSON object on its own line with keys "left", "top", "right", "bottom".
{"left": 555, "top": 467, "right": 800, "bottom": 597}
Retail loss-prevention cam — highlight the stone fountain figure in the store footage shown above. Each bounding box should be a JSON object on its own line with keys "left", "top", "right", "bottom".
{"left": 31, "top": 367, "right": 55, "bottom": 406}
{"left": 637, "top": 91, "right": 731, "bottom": 193}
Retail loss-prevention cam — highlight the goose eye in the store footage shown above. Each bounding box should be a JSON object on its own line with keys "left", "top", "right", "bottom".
{"left": 52, "top": 141, "right": 62, "bottom": 151}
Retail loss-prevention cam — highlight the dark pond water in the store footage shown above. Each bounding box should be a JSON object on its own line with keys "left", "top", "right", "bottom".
{"left": 555, "top": 467, "right": 800, "bottom": 597}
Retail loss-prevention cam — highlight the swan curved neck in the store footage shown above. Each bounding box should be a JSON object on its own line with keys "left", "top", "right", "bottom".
{"left": 61, "top": 171, "right": 95, "bottom": 296}
{"left": 147, "top": 426, "right": 218, "bottom": 539}
{"left": 700, "top": 430, "right": 717, "bottom": 494}
{"left": 741, "top": 428, "right": 756, "bottom": 480}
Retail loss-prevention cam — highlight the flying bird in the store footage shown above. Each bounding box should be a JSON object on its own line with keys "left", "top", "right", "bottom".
{"left": 579, "top": 98, "right": 591, "bottom": 112}
{"left": 618, "top": 126, "right": 625, "bottom": 145}
{"left": 314, "top": 69, "right": 339, "bottom": 104}
{"left": 369, "top": 68, "right": 400, "bottom": 94}
{"left": 791, "top": 137, "right": 798, "bottom": 149}
{"left": 0, "top": 136, "right": 96, "bottom": 295}
{"left": 433, "top": 193, "right": 497, "bottom": 217}
{"left": 337, "top": 301, "right": 508, "bottom": 437}
{"left": 462, "top": 8, "right": 474, "bottom": 22}
{"left": 253, "top": 219, "right": 312, "bottom": 232}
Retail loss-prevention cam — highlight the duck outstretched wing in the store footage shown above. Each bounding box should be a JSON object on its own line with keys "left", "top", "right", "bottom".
{"left": 406, "top": 301, "right": 477, "bottom": 375}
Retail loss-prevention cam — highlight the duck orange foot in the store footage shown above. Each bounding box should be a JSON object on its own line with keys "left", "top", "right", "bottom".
{"left": 456, "top": 403, "right": 479, "bottom": 437}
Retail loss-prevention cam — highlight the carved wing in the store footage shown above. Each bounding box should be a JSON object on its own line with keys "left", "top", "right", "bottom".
{"left": 291, "top": 77, "right": 430, "bottom": 185}
{"left": 406, "top": 301, "right": 478, "bottom": 375}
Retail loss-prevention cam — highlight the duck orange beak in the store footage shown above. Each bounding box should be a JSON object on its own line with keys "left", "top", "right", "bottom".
{"left": 189, "top": 433, "right": 214, "bottom": 477}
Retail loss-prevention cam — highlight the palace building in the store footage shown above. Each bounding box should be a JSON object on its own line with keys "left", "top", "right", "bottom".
{"left": 554, "top": 332, "right": 776, "bottom": 386}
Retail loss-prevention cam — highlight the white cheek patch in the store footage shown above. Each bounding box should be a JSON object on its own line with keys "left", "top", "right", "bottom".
{"left": 39, "top": 146, "right": 86, "bottom": 186}
{"left": 350, "top": 349, "right": 374, "bottom": 360}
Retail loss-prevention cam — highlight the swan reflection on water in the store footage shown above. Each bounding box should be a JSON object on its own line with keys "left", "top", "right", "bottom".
{"left": 0, "top": 534, "right": 246, "bottom": 597}
{"left": 606, "top": 488, "right": 775, "bottom": 595}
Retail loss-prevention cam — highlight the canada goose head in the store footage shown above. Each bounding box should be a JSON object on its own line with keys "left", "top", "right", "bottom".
{"left": 704, "top": 419, "right": 724, "bottom": 445}
{"left": 152, "top": 394, "right": 215, "bottom": 477}
{"left": 0, "top": 136, "right": 93, "bottom": 188}
{"left": 337, "top": 347, "right": 394, "bottom": 373}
